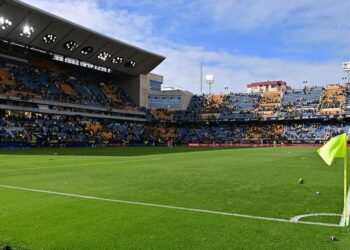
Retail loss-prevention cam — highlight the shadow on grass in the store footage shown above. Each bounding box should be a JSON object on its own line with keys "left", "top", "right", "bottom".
{"left": 0, "top": 146, "right": 238, "bottom": 157}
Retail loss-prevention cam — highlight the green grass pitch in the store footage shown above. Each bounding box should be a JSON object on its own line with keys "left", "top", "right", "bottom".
{"left": 0, "top": 146, "right": 349, "bottom": 249}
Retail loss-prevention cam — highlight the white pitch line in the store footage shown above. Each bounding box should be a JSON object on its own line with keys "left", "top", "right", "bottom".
{"left": 0, "top": 184, "right": 341, "bottom": 228}
{"left": 340, "top": 187, "right": 350, "bottom": 226}
{"left": 290, "top": 213, "right": 341, "bottom": 223}
{"left": 0, "top": 158, "right": 164, "bottom": 172}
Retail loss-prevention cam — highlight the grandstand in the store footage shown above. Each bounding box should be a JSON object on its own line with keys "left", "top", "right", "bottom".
{"left": 320, "top": 85, "right": 347, "bottom": 114}
{"left": 280, "top": 86, "right": 322, "bottom": 118}
{"left": 2, "top": 43, "right": 350, "bottom": 147}
{"left": 1, "top": 0, "right": 349, "bottom": 147}
{"left": 2, "top": 1, "right": 350, "bottom": 249}
{"left": 257, "top": 91, "right": 282, "bottom": 117}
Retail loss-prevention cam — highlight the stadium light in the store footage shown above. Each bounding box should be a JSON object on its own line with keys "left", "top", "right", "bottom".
{"left": 342, "top": 62, "right": 350, "bottom": 84}
{"left": 0, "top": 16, "right": 12, "bottom": 30}
{"left": 112, "top": 56, "right": 123, "bottom": 64}
{"left": 20, "top": 25, "right": 34, "bottom": 38}
{"left": 97, "top": 52, "right": 111, "bottom": 61}
{"left": 64, "top": 41, "right": 78, "bottom": 51}
{"left": 43, "top": 34, "right": 56, "bottom": 44}
{"left": 205, "top": 74, "right": 214, "bottom": 94}
{"left": 342, "top": 62, "right": 350, "bottom": 71}
{"left": 81, "top": 46, "right": 94, "bottom": 55}
{"left": 125, "top": 61, "right": 136, "bottom": 68}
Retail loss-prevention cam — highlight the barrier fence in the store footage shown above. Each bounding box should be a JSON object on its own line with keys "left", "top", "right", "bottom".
{"left": 187, "top": 143, "right": 325, "bottom": 147}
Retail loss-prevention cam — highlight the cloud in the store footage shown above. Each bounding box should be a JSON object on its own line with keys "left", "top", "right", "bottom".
{"left": 23, "top": 0, "right": 154, "bottom": 44}
{"left": 21, "top": 0, "right": 348, "bottom": 94}
{"left": 195, "top": 0, "right": 350, "bottom": 57}
{"left": 190, "top": 0, "right": 315, "bottom": 32}
{"left": 154, "top": 45, "right": 342, "bottom": 93}
{"left": 118, "top": 0, "right": 350, "bottom": 51}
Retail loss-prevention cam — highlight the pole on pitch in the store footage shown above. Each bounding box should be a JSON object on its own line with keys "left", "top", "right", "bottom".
{"left": 344, "top": 138, "right": 349, "bottom": 226}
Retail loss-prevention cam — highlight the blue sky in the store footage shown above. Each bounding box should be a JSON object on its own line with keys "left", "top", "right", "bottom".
{"left": 23, "top": 0, "right": 350, "bottom": 93}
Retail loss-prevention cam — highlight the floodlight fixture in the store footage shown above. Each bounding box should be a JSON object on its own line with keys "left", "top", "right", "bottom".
{"left": 342, "top": 62, "right": 350, "bottom": 71}
{"left": 64, "top": 41, "right": 78, "bottom": 51}
{"left": 43, "top": 34, "right": 56, "bottom": 44}
{"left": 20, "top": 25, "right": 34, "bottom": 38}
{"left": 125, "top": 60, "right": 136, "bottom": 68}
{"left": 205, "top": 74, "right": 214, "bottom": 94}
{"left": 81, "top": 46, "right": 94, "bottom": 55}
{"left": 0, "top": 17, "right": 12, "bottom": 30}
{"left": 205, "top": 74, "right": 214, "bottom": 82}
{"left": 97, "top": 52, "right": 111, "bottom": 61}
{"left": 342, "top": 62, "right": 350, "bottom": 85}
{"left": 112, "top": 56, "right": 123, "bottom": 64}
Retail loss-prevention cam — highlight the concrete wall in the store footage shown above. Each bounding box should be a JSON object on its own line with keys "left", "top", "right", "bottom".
{"left": 179, "top": 90, "right": 193, "bottom": 109}
{"left": 148, "top": 89, "right": 193, "bottom": 110}
{"left": 113, "top": 73, "right": 142, "bottom": 106}
{"left": 139, "top": 74, "right": 149, "bottom": 107}
{"left": 113, "top": 72, "right": 164, "bottom": 108}
{"left": 148, "top": 73, "right": 164, "bottom": 84}
{"left": 112, "top": 72, "right": 192, "bottom": 110}
{"left": 145, "top": 73, "right": 193, "bottom": 110}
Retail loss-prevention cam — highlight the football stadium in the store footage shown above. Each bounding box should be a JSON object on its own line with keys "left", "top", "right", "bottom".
{"left": 1, "top": 0, "right": 350, "bottom": 249}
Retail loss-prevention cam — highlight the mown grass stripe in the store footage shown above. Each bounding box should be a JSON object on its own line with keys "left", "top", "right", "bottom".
{"left": 0, "top": 184, "right": 341, "bottom": 228}
{"left": 0, "top": 158, "right": 164, "bottom": 172}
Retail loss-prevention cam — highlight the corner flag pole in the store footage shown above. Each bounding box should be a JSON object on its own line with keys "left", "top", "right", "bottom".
{"left": 344, "top": 134, "right": 349, "bottom": 226}
{"left": 318, "top": 133, "right": 349, "bottom": 226}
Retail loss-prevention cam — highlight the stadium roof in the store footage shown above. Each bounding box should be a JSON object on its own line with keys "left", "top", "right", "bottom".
{"left": 0, "top": 0, "right": 166, "bottom": 75}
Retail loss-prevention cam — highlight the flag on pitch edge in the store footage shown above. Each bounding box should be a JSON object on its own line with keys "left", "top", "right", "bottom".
{"left": 317, "top": 133, "right": 347, "bottom": 166}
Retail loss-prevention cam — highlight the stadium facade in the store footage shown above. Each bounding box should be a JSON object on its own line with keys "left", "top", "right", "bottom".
{"left": 1, "top": 0, "right": 350, "bottom": 148}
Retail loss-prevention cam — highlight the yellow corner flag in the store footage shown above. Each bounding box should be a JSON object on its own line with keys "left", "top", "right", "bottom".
{"left": 317, "top": 133, "right": 347, "bottom": 166}
{"left": 317, "top": 133, "right": 349, "bottom": 227}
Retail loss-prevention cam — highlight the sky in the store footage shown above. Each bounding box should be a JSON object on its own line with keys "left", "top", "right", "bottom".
{"left": 22, "top": 0, "right": 350, "bottom": 93}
